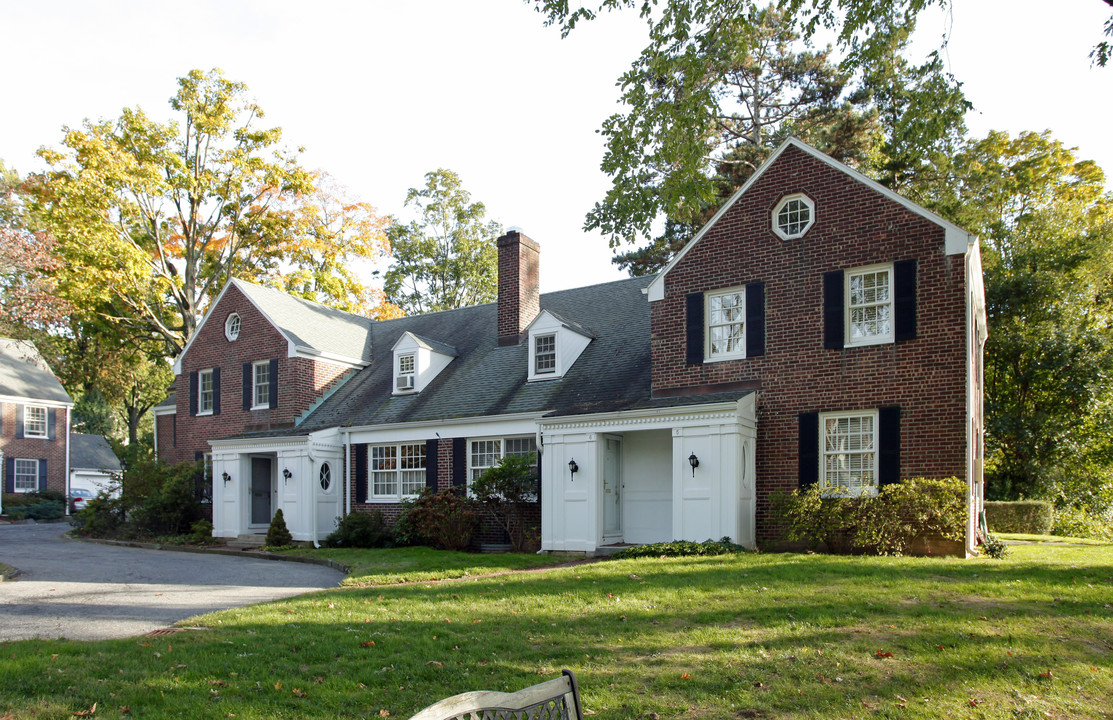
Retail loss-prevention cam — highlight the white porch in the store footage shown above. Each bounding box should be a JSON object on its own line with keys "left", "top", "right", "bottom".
{"left": 539, "top": 396, "right": 757, "bottom": 554}
{"left": 209, "top": 431, "right": 344, "bottom": 543}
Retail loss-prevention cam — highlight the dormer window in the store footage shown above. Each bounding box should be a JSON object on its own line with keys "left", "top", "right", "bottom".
{"left": 772, "top": 193, "right": 814, "bottom": 240}
{"left": 396, "top": 353, "right": 416, "bottom": 391}
{"left": 225, "top": 313, "right": 241, "bottom": 341}
{"left": 534, "top": 334, "right": 556, "bottom": 375}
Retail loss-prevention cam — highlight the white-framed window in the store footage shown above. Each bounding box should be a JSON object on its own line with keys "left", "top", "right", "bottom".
{"left": 396, "top": 353, "right": 416, "bottom": 391}
{"left": 534, "top": 334, "right": 556, "bottom": 375}
{"left": 370, "top": 443, "right": 426, "bottom": 500}
{"left": 820, "top": 410, "right": 878, "bottom": 495}
{"left": 319, "top": 463, "right": 332, "bottom": 492}
{"left": 225, "top": 313, "right": 241, "bottom": 341}
{"left": 13, "top": 458, "right": 39, "bottom": 493}
{"left": 23, "top": 405, "right": 48, "bottom": 438}
{"left": 252, "top": 361, "right": 270, "bottom": 409}
{"left": 198, "top": 369, "right": 214, "bottom": 414}
{"left": 772, "top": 193, "right": 814, "bottom": 240}
{"left": 469, "top": 436, "right": 538, "bottom": 483}
{"left": 706, "top": 287, "right": 746, "bottom": 360}
{"left": 846, "top": 263, "right": 893, "bottom": 347}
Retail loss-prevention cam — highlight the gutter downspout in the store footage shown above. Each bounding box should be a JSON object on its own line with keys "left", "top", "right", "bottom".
{"left": 64, "top": 409, "right": 72, "bottom": 517}
{"left": 343, "top": 429, "right": 351, "bottom": 518}
{"left": 308, "top": 449, "right": 320, "bottom": 549}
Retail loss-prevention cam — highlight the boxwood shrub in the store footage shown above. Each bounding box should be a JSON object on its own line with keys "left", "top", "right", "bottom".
{"left": 984, "top": 501, "right": 1054, "bottom": 534}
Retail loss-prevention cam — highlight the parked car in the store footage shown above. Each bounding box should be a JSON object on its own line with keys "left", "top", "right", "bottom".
{"left": 69, "top": 487, "right": 96, "bottom": 513}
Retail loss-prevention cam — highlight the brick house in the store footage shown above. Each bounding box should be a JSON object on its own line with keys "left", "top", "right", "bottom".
{"left": 159, "top": 138, "right": 986, "bottom": 553}
{"left": 1, "top": 337, "right": 73, "bottom": 498}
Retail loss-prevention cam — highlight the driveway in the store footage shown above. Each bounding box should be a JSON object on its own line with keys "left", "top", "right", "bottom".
{"left": 0, "top": 523, "right": 343, "bottom": 641}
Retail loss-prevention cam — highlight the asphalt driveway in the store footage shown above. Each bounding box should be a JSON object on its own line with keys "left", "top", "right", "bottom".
{"left": 0, "top": 523, "right": 343, "bottom": 641}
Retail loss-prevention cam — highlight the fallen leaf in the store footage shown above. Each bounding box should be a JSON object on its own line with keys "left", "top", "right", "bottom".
{"left": 292, "top": 688, "right": 307, "bottom": 698}
{"left": 361, "top": 641, "right": 376, "bottom": 647}
{"left": 379, "top": 710, "right": 390, "bottom": 717}
{"left": 118, "top": 708, "right": 129, "bottom": 715}
{"left": 875, "top": 650, "right": 894, "bottom": 659}
{"left": 1039, "top": 670, "right": 1053, "bottom": 679}
{"left": 426, "top": 661, "right": 443, "bottom": 667}
{"left": 72, "top": 703, "right": 97, "bottom": 717}
{"left": 274, "top": 681, "right": 282, "bottom": 690}
{"left": 210, "top": 680, "right": 227, "bottom": 687}
{"left": 680, "top": 673, "right": 691, "bottom": 679}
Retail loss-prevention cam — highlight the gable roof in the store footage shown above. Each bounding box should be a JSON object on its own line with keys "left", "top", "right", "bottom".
{"left": 0, "top": 337, "right": 71, "bottom": 405}
{"left": 646, "top": 136, "right": 978, "bottom": 302}
{"left": 70, "top": 433, "right": 122, "bottom": 472}
{"left": 173, "top": 279, "right": 375, "bottom": 374}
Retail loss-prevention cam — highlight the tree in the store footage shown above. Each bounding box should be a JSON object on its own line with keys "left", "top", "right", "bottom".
{"left": 470, "top": 453, "right": 540, "bottom": 553}
{"left": 383, "top": 169, "right": 501, "bottom": 315}
{"left": 25, "top": 68, "right": 392, "bottom": 356}
{"left": 1093, "top": 0, "right": 1113, "bottom": 66}
{"left": 942, "top": 131, "right": 1113, "bottom": 503}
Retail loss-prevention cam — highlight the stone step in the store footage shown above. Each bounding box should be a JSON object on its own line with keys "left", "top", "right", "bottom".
{"left": 226, "top": 534, "right": 267, "bottom": 549}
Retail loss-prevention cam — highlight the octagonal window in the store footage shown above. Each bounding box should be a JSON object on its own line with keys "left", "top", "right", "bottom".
{"left": 225, "top": 313, "right": 241, "bottom": 341}
{"left": 772, "top": 194, "right": 814, "bottom": 240}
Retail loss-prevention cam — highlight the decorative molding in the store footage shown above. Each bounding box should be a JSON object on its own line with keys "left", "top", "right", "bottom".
{"left": 542, "top": 404, "right": 745, "bottom": 433}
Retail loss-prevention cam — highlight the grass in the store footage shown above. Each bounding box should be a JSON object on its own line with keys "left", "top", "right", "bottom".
{"left": 278, "top": 545, "right": 571, "bottom": 585}
{"left": 0, "top": 561, "right": 14, "bottom": 577}
{"left": 2, "top": 544, "right": 1111, "bottom": 719}
{"left": 997, "top": 533, "right": 1111, "bottom": 546}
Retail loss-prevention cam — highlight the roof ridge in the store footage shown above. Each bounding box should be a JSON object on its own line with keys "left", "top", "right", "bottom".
{"left": 231, "top": 278, "right": 374, "bottom": 324}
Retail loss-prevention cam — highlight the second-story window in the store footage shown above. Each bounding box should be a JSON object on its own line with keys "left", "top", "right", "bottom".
{"left": 534, "top": 334, "right": 556, "bottom": 375}
{"left": 706, "top": 287, "right": 746, "bottom": 360}
{"left": 253, "top": 361, "right": 270, "bottom": 408}
{"left": 396, "top": 353, "right": 415, "bottom": 391}
{"left": 846, "top": 264, "right": 893, "bottom": 346}
{"left": 23, "top": 405, "right": 48, "bottom": 438}
{"left": 198, "top": 369, "right": 214, "bottom": 414}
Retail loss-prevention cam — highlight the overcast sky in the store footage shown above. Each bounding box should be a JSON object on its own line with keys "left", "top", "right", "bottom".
{"left": 2, "top": 0, "right": 1109, "bottom": 294}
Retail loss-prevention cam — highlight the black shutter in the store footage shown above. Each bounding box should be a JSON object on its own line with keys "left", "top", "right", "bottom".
{"left": 15, "top": 405, "right": 24, "bottom": 438}
{"left": 452, "top": 438, "right": 467, "bottom": 489}
{"left": 894, "top": 259, "right": 917, "bottom": 342}
{"left": 189, "top": 372, "right": 199, "bottom": 416}
{"left": 878, "top": 406, "right": 901, "bottom": 486}
{"left": 745, "top": 282, "right": 766, "bottom": 357}
{"left": 269, "top": 359, "right": 279, "bottom": 409}
{"left": 798, "top": 412, "right": 819, "bottom": 489}
{"left": 212, "top": 368, "right": 221, "bottom": 415}
{"left": 47, "top": 408, "right": 56, "bottom": 440}
{"left": 685, "top": 292, "right": 705, "bottom": 364}
{"left": 38, "top": 459, "right": 48, "bottom": 491}
{"left": 4, "top": 457, "right": 13, "bottom": 493}
{"left": 243, "top": 363, "right": 252, "bottom": 410}
{"left": 426, "top": 439, "right": 439, "bottom": 491}
{"left": 354, "top": 444, "right": 368, "bottom": 503}
{"left": 823, "top": 270, "right": 844, "bottom": 349}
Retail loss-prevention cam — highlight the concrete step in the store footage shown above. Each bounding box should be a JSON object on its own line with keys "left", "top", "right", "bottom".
{"left": 226, "top": 534, "right": 267, "bottom": 549}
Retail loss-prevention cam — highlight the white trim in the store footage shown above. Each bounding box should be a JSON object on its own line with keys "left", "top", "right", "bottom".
{"left": 345, "top": 411, "right": 546, "bottom": 444}
{"left": 771, "top": 193, "right": 815, "bottom": 240}
{"left": 153, "top": 404, "right": 176, "bottom": 417}
{"left": 198, "top": 368, "right": 215, "bottom": 414}
{"left": 818, "top": 409, "right": 879, "bottom": 497}
{"left": 291, "top": 346, "right": 369, "bottom": 369}
{"left": 647, "top": 136, "right": 978, "bottom": 302}
{"left": 22, "top": 405, "right": 48, "bottom": 438}
{"left": 541, "top": 396, "right": 756, "bottom": 433}
{"left": 0, "top": 394, "right": 73, "bottom": 409}
{"left": 209, "top": 435, "right": 311, "bottom": 450}
{"left": 844, "top": 263, "right": 895, "bottom": 348}
{"left": 12, "top": 458, "right": 40, "bottom": 493}
{"left": 251, "top": 360, "right": 271, "bottom": 410}
{"left": 367, "top": 442, "right": 427, "bottom": 502}
{"left": 704, "top": 285, "right": 748, "bottom": 362}
{"left": 224, "top": 312, "right": 241, "bottom": 341}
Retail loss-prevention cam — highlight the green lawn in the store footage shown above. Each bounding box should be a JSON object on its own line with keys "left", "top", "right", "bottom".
{"left": 2, "top": 544, "right": 1111, "bottom": 719}
{"left": 997, "top": 532, "right": 1111, "bottom": 546}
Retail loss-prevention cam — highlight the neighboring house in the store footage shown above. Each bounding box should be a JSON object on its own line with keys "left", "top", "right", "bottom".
{"left": 69, "top": 432, "right": 123, "bottom": 493}
{"left": 157, "top": 138, "right": 987, "bottom": 554}
{"left": 0, "top": 338, "right": 73, "bottom": 499}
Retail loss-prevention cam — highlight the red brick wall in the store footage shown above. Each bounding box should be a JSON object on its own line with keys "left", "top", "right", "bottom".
{"left": 1, "top": 402, "right": 70, "bottom": 494}
{"left": 496, "top": 231, "right": 541, "bottom": 343}
{"left": 651, "top": 145, "right": 970, "bottom": 541}
{"left": 163, "top": 284, "right": 355, "bottom": 466}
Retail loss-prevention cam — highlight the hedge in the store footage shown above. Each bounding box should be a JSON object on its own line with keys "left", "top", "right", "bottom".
{"left": 984, "top": 501, "right": 1053, "bottom": 534}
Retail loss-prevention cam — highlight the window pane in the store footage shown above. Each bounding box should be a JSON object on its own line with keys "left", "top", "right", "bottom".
{"left": 708, "top": 291, "right": 745, "bottom": 357}
{"left": 822, "top": 413, "right": 876, "bottom": 492}
{"left": 24, "top": 406, "right": 47, "bottom": 437}
{"left": 535, "top": 335, "right": 556, "bottom": 373}
{"left": 398, "top": 354, "right": 414, "bottom": 374}
{"left": 199, "top": 371, "right": 213, "bottom": 412}
{"left": 254, "top": 363, "right": 270, "bottom": 406}
{"left": 14, "top": 459, "right": 38, "bottom": 492}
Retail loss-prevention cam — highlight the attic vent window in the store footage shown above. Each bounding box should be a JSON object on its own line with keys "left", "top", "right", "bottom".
{"left": 225, "top": 313, "right": 241, "bottom": 341}
{"left": 773, "top": 194, "right": 814, "bottom": 240}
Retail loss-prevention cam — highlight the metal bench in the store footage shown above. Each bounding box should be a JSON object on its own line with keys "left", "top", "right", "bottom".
{"left": 407, "top": 669, "right": 583, "bottom": 720}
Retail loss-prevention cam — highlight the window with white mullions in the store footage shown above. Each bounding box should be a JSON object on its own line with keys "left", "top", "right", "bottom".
{"left": 14, "top": 459, "right": 38, "bottom": 493}
{"left": 468, "top": 436, "right": 538, "bottom": 484}
{"left": 23, "top": 405, "right": 47, "bottom": 438}
{"left": 772, "top": 194, "right": 814, "bottom": 240}
{"left": 847, "top": 265, "right": 893, "bottom": 345}
{"left": 371, "top": 443, "right": 426, "bottom": 500}
{"left": 707, "top": 288, "right": 746, "bottom": 359}
{"left": 534, "top": 334, "right": 556, "bottom": 374}
{"left": 821, "top": 411, "right": 877, "bottom": 494}
{"left": 253, "top": 361, "right": 270, "bottom": 408}
{"left": 199, "top": 369, "right": 214, "bottom": 414}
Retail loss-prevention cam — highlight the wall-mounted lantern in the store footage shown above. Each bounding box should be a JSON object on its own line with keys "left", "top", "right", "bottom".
{"left": 568, "top": 458, "right": 579, "bottom": 480}
{"left": 222, "top": 471, "right": 232, "bottom": 485}
{"left": 282, "top": 467, "right": 293, "bottom": 484}
{"left": 688, "top": 452, "right": 700, "bottom": 477}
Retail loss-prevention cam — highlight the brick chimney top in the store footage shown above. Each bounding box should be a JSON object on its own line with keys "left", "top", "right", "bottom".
{"left": 496, "top": 230, "right": 540, "bottom": 346}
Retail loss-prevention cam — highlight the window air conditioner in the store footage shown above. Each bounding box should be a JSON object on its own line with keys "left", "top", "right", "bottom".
{"left": 396, "top": 374, "right": 415, "bottom": 391}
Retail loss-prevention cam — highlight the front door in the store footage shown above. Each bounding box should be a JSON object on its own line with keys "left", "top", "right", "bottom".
{"left": 250, "top": 456, "right": 273, "bottom": 526}
{"left": 603, "top": 436, "right": 623, "bottom": 541}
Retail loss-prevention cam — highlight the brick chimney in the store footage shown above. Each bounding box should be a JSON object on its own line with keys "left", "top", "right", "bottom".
{"left": 496, "top": 230, "right": 540, "bottom": 346}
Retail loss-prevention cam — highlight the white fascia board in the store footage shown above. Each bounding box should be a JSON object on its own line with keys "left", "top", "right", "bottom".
{"left": 153, "top": 404, "right": 176, "bottom": 417}
{"left": 647, "top": 137, "right": 977, "bottom": 302}
{"left": 539, "top": 399, "right": 749, "bottom": 433}
{"left": 291, "top": 346, "right": 369, "bottom": 369}
{"left": 0, "top": 394, "right": 74, "bottom": 409}
{"left": 525, "top": 310, "right": 594, "bottom": 339}
{"left": 347, "top": 412, "right": 546, "bottom": 445}
{"left": 172, "top": 280, "right": 236, "bottom": 375}
{"left": 209, "top": 435, "right": 311, "bottom": 451}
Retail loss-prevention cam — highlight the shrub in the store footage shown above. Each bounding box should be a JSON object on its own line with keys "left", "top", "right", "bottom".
{"left": 266, "top": 508, "right": 293, "bottom": 547}
{"left": 189, "top": 519, "right": 215, "bottom": 545}
{"left": 324, "top": 511, "right": 391, "bottom": 548}
{"left": 3, "top": 491, "right": 65, "bottom": 519}
{"left": 126, "top": 461, "right": 204, "bottom": 536}
{"left": 611, "top": 537, "right": 748, "bottom": 559}
{"left": 982, "top": 534, "right": 1010, "bottom": 559}
{"left": 72, "top": 493, "right": 125, "bottom": 536}
{"left": 775, "top": 477, "right": 966, "bottom": 556}
{"left": 396, "top": 488, "right": 479, "bottom": 551}
{"left": 984, "top": 501, "right": 1054, "bottom": 534}
{"left": 22, "top": 500, "right": 64, "bottom": 520}
{"left": 1050, "top": 505, "right": 1113, "bottom": 540}
{"left": 470, "top": 453, "right": 540, "bottom": 552}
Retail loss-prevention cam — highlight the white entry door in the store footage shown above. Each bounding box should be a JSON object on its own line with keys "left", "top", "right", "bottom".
{"left": 602, "top": 435, "right": 623, "bottom": 542}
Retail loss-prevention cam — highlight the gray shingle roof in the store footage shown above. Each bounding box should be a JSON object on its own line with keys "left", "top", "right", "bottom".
{"left": 0, "top": 338, "right": 71, "bottom": 404}
{"left": 69, "top": 433, "right": 122, "bottom": 472}
{"left": 290, "top": 274, "right": 746, "bottom": 433}
{"left": 233, "top": 279, "right": 375, "bottom": 363}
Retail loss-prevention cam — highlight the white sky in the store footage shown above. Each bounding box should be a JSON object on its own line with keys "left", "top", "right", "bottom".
{"left": 1, "top": 0, "right": 1109, "bottom": 294}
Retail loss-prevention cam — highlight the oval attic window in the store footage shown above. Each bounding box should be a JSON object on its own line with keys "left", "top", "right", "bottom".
{"left": 225, "top": 313, "right": 241, "bottom": 341}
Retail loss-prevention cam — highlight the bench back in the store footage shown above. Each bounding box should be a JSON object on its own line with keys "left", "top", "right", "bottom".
{"left": 407, "top": 669, "right": 582, "bottom": 720}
